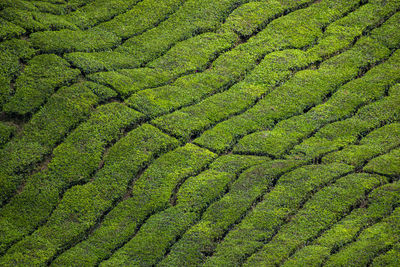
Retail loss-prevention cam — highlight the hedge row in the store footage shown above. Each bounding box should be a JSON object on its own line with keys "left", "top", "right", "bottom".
{"left": 71, "top": 0, "right": 313, "bottom": 80}
{"left": 372, "top": 242, "right": 400, "bottom": 267}
{"left": 0, "top": 82, "right": 108, "bottom": 206}
{"left": 158, "top": 35, "right": 391, "bottom": 142}
{"left": 0, "top": 122, "right": 16, "bottom": 148}
{"left": 98, "top": 155, "right": 269, "bottom": 266}
{"left": 0, "top": 18, "right": 25, "bottom": 41}
{"left": 289, "top": 82, "right": 400, "bottom": 161}
{"left": 52, "top": 143, "right": 216, "bottom": 266}
{"left": 64, "top": 51, "right": 138, "bottom": 74}
{"left": 234, "top": 49, "right": 400, "bottom": 157}
{"left": 0, "top": 39, "right": 36, "bottom": 109}
{"left": 323, "top": 122, "right": 400, "bottom": 168}
{"left": 283, "top": 180, "right": 400, "bottom": 266}
{"left": 95, "top": 0, "right": 185, "bottom": 39}
{"left": 364, "top": 147, "right": 400, "bottom": 178}
{"left": 0, "top": 7, "right": 78, "bottom": 32}
{"left": 30, "top": 29, "right": 121, "bottom": 54}
{"left": 88, "top": 31, "right": 234, "bottom": 96}
{"left": 204, "top": 163, "right": 354, "bottom": 266}
{"left": 0, "top": 0, "right": 96, "bottom": 15}
{"left": 244, "top": 173, "right": 387, "bottom": 266}
{"left": 325, "top": 206, "right": 400, "bottom": 266}
{"left": 195, "top": 6, "right": 400, "bottom": 153}
{"left": 3, "top": 54, "right": 81, "bottom": 115}
{"left": 0, "top": 102, "right": 143, "bottom": 254}
{"left": 307, "top": 1, "right": 400, "bottom": 59}
{"left": 65, "top": 0, "right": 185, "bottom": 73}
{"left": 65, "top": 0, "right": 250, "bottom": 72}
{"left": 0, "top": 124, "right": 179, "bottom": 265}
{"left": 63, "top": 0, "right": 141, "bottom": 29}
{"left": 159, "top": 159, "right": 303, "bottom": 266}
{"left": 130, "top": 0, "right": 359, "bottom": 121}
{"left": 99, "top": 170, "right": 232, "bottom": 266}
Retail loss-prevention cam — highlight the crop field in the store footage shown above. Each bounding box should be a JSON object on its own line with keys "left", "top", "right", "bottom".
{"left": 0, "top": 0, "right": 399, "bottom": 266}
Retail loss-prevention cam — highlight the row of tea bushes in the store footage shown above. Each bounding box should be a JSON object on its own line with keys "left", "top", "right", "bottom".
{"left": 0, "top": 102, "right": 142, "bottom": 253}
{"left": 0, "top": 82, "right": 112, "bottom": 205}
{"left": 195, "top": 7, "right": 400, "bottom": 153}
{"left": 0, "top": 124, "right": 179, "bottom": 265}
{"left": 284, "top": 180, "right": 400, "bottom": 266}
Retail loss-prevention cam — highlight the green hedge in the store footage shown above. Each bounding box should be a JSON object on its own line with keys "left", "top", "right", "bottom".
{"left": 205, "top": 163, "right": 354, "bottom": 266}
{"left": 0, "top": 7, "right": 77, "bottom": 32}
{"left": 64, "top": 51, "right": 137, "bottom": 73}
{"left": 97, "top": 154, "right": 268, "bottom": 266}
{"left": 52, "top": 143, "right": 216, "bottom": 265}
{"left": 117, "top": 0, "right": 247, "bottom": 61}
{"left": 323, "top": 122, "right": 400, "bottom": 167}
{"left": 159, "top": 159, "right": 303, "bottom": 266}
{"left": 308, "top": 2, "right": 400, "bottom": 59}
{"left": 234, "top": 51, "right": 400, "bottom": 157}
{"left": 63, "top": 0, "right": 141, "bottom": 29}
{"left": 0, "top": 102, "right": 143, "bottom": 254}
{"left": 0, "top": 124, "right": 179, "bottom": 265}
{"left": 101, "top": 169, "right": 233, "bottom": 266}
{"left": 30, "top": 29, "right": 121, "bottom": 54}
{"left": 67, "top": 0, "right": 315, "bottom": 73}
{"left": 3, "top": 54, "right": 81, "bottom": 115}
{"left": 364, "top": 147, "right": 400, "bottom": 178}
{"left": 0, "top": 39, "right": 36, "bottom": 108}
{"left": 289, "top": 87, "right": 400, "bottom": 161}
{"left": 0, "top": 122, "right": 16, "bottom": 148}
{"left": 244, "top": 173, "right": 387, "bottom": 266}
{"left": 132, "top": 0, "right": 359, "bottom": 123}
{"left": 325, "top": 207, "right": 400, "bottom": 266}
{"left": 0, "top": 18, "right": 25, "bottom": 41}
{"left": 284, "top": 180, "right": 400, "bottom": 266}
{"left": 95, "top": 0, "right": 185, "bottom": 39}
{"left": 0, "top": 82, "right": 103, "bottom": 206}
{"left": 195, "top": 5, "right": 398, "bottom": 154}
{"left": 372, "top": 242, "right": 400, "bottom": 267}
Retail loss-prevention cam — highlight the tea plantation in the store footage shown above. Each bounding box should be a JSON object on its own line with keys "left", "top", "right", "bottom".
{"left": 0, "top": 0, "right": 399, "bottom": 266}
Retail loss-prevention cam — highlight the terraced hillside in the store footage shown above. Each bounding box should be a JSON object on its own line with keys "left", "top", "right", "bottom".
{"left": 0, "top": 0, "right": 399, "bottom": 266}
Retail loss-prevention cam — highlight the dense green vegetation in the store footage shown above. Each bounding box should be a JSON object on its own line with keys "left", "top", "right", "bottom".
{"left": 0, "top": 0, "right": 399, "bottom": 266}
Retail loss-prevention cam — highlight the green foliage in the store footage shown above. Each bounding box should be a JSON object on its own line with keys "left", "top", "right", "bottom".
{"left": 0, "top": 7, "right": 77, "bottom": 32}
{"left": 372, "top": 242, "right": 400, "bottom": 267}
{"left": 244, "top": 173, "right": 387, "bottom": 266}
{"left": 0, "top": 0, "right": 399, "bottom": 265}
{"left": 289, "top": 91, "right": 400, "bottom": 161}
{"left": 0, "top": 122, "right": 16, "bottom": 148}
{"left": 0, "top": 39, "right": 36, "bottom": 107}
{"left": 323, "top": 123, "right": 400, "bottom": 167}
{"left": 0, "top": 82, "right": 102, "bottom": 205}
{"left": 234, "top": 51, "right": 400, "bottom": 157}
{"left": 160, "top": 159, "right": 303, "bottom": 266}
{"left": 325, "top": 207, "right": 400, "bottom": 266}
{"left": 195, "top": 1, "right": 397, "bottom": 153}
{"left": 3, "top": 54, "right": 81, "bottom": 115}
{"left": 64, "top": 51, "right": 137, "bottom": 73}
{"left": 30, "top": 29, "right": 121, "bottom": 54}
{"left": 52, "top": 143, "right": 215, "bottom": 266}
{"left": 0, "top": 18, "right": 25, "bottom": 41}
{"left": 64, "top": 0, "right": 141, "bottom": 29}
{"left": 364, "top": 148, "right": 400, "bottom": 177}
{"left": 95, "top": 0, "right": 185, "bottom": 39}
{"left": 205, "top": 163, "right": 354, "bottom": 266}
{"left": 0, "top": 102, "right": 144, "bottom": 254}
{"left": 0, "top": 124, "right": 179, "bottom": 265}
{"left": 284, "top": 180, "right": 400, "bottom": 266}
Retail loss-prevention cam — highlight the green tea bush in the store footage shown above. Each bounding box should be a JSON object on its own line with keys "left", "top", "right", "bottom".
{"left": 244, "top": 173, "right": 387, "bottom": 266}
{"left": 3, "top": 54, "right": 80, "bottom": 115}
